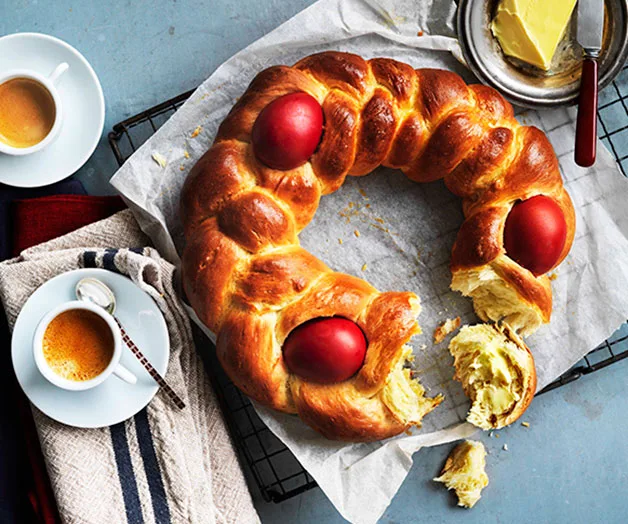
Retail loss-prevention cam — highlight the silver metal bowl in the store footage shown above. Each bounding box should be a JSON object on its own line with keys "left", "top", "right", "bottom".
{"left": 457, "top": 0, "right": 628, "bottom": 108}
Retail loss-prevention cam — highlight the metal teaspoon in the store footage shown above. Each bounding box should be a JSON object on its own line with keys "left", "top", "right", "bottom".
{"left": 75, "top": 277, "right": 185, "bottom": 409}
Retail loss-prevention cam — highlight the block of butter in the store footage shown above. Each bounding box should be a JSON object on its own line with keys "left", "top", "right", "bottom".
{"left": 491, "top": 0, "right": 578, "bottom": 70}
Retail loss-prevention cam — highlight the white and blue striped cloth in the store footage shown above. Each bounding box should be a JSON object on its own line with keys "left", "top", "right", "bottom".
{"left": 0, "top": 210, "right": 259, "bottom": 524}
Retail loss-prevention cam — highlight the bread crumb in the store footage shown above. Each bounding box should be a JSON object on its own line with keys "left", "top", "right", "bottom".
{"left": 338, "top": 238, "right": 343, "bottom": 244}
{"left": 503, "top": 444, "right": 508, "bottom": 451}
{"left": 375, "top": 217, "right": 385, "bottom": 224}
{"left": 434, "top": 440, "right": 488, "bottom": 509}
{"left": 417, "top": 30, "right": 424, "bottom": 36}
{"left": 179, "top": 165, "right": 185, "bottom": 171}
{"left": 548, "top": 272, "right": 558, "bottom": 281}
{"left": 359, "top": 189, "right": 368, "bottom": 198}
{"left": 354, "top": 230, "right": 360, "bottom": 237}
{"left": 433, "top": 317, "right": 461, "bottom": 344}
{"left": 521, "top": 422, "right": 530, "bottom": 428}
{"left": 494, "top": 433, "right": 500, "bottom": 438}
{"left": 151, "top": 152, "right": 167, "bottom": 168}
{"left": 191, "top": 125, "right": 202, "bottom": 138}
{"left": 361, "top": 263, "right": 368, "bottom": 271}
{"left": 183, "top": 150, "right": 190, "bottom": 159}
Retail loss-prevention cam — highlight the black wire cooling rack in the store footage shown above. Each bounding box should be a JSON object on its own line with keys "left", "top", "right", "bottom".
{"left": 108, "top": 63, "right": 628, "bottom": 503}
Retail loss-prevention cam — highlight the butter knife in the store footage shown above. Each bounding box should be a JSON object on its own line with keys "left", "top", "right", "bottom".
{"left": 575, "top": 0, "right": 604, "bottom": 167}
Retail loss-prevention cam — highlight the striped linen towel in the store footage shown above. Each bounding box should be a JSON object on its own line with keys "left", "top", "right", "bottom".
{"left": 0, "top": 210, "right": 259, "bottom": 524}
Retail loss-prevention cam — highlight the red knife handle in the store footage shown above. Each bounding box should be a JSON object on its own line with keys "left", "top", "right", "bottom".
{"left": 575, "top": 57, "right": 598, "bottom": 168}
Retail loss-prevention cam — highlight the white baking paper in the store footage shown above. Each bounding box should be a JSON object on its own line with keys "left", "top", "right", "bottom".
{"left": 110, "top": 1, "right": 628, "bottom": 522}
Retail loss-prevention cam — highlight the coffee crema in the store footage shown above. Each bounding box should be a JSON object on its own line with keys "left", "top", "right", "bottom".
{"left": 42, "top": 309, "right": 114, "bottom": 382}
{"left": 0, "top": 78, "right": 56, "bottom": 148}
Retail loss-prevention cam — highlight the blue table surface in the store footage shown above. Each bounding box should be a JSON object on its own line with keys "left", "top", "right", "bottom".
{"left": 3, "top": 1, "right": 628, "bottom": 523}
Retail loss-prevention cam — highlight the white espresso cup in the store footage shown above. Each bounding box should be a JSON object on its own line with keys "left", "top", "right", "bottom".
{"left": 0, "top": 62, "right": 69, "bottom": 156}
{"left": 33, "top": 300, "right": 137, "bottom": 391}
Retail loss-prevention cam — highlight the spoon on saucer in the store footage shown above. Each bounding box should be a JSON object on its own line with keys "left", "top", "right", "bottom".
{"left": 75, "top": 277, "right": 185, "bottom": 409}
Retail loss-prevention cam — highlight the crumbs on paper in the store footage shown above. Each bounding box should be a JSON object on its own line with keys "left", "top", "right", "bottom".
{"left": 151, "top": 152, "right": 167, "bottom": 168}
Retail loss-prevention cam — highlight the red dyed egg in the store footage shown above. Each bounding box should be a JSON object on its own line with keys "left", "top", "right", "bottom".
{"left": 504, "top": 195, "right": 567, "bottom": 276}
{"left": 251, "top": 92, "right": 323, "bottom": 170}
{"left": 282, "top": 317, "right": 367, "bottom": 384}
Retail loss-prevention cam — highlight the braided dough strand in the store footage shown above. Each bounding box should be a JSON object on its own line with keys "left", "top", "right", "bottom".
{"left": 180, "top": 52, "right": 575, "bottom": 441}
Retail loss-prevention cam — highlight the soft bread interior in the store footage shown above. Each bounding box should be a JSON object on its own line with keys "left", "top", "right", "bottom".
{"left": 380, "top": 345, "right": 443, "bottom": 426}
{"left": 448, "top": 324, "right": 536, "bottom": 430}
{"left": 434, "top": 440, "right": 488, "bottom": 508}
{"left": 451, "top": 266, "right": 543, "bottom": 337}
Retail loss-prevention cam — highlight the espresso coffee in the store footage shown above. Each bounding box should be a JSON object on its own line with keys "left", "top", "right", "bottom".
{"left": 0, "top": 77, "right": 56, "bottom": 148}
{"left": 42, "top": 309, "right": 114, "bottom": 382}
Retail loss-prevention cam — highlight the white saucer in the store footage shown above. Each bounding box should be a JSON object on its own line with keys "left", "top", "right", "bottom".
{"left": 0, "top": 33, "right": 105, "bottom": 188}
{"left": 12, "top": 268, "right": 170, "bottom": 428}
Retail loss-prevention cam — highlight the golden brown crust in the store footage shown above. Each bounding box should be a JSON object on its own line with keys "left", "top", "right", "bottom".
{"left": 292, "top": 380, "right": 407, "bottom": 441}
{"left": 369, "top": 58, "right": 417, "bottom": 107}
{"left": 470, "top": 83, "right": 514, "bottom": 123}
{"left": 235, "top": 247, "right": 328, "bottom": 310}
{"left": 181, "top": 218, "right": 242, "bottom": 332}
{"left": 217, "top": 190, "right": 297, "bottom": 253}
{"left": 406, "top": 112, "right": 484, "bottom": 183}
{"left": 216, "top": 308, "right": 295, "bottom": 412}
{"left": 494, "top": 258, "right": 553, "bottom": 323}
{"left": 295, "top": 52, "right": 371, "bottom": 97}
{"left": 450, "top": 206, "right": 507, "bottom": 269}
{"left": 312, "top": 90, "right": 359, "bottom": 193}
{"left": 415, "top": 69, "right": 473, "bottom": 122}
{"left": 350, "top": 89, "right": 396, "bottom": 176}
{"left": 445, "top": 127, "right": 515, "bottom": 202}
{"left": 355, "top": 292, "right": 420, "bottom": 393}
{"left": 255, "top": 161, "right": 322, "bottom": 230}
{"left": 384, "top": 114, "right": 426, "bottom": 168}
{"left": 180, "top": 52, "right": 575, "bottom": 441}
{"left": 180, "top": 140, "right": 255, "bottom": 236}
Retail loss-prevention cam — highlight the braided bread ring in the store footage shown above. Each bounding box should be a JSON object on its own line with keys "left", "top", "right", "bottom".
{"left": 181, "top": 52, "right": 575, "bottom": 441}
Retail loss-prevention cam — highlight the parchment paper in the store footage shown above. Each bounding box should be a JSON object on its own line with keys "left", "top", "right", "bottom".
{"left": 110, "top": 1, "right": 628, "bottom": 522}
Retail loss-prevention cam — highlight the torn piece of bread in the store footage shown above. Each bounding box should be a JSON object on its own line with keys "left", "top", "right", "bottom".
{"left": 451, "top": 266, "right": 546, "bottom": 337}
{"left": 434, "top": 317, "right": 461, "bottom": 344}
{"left": 381, "top": 345, "right": 443, "bottom": 426}
{"left": 434, "top": 440, "right": 488, "bottom": 508}
{"left": 448, "top": 324, "right": 536, "bottom": 430}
